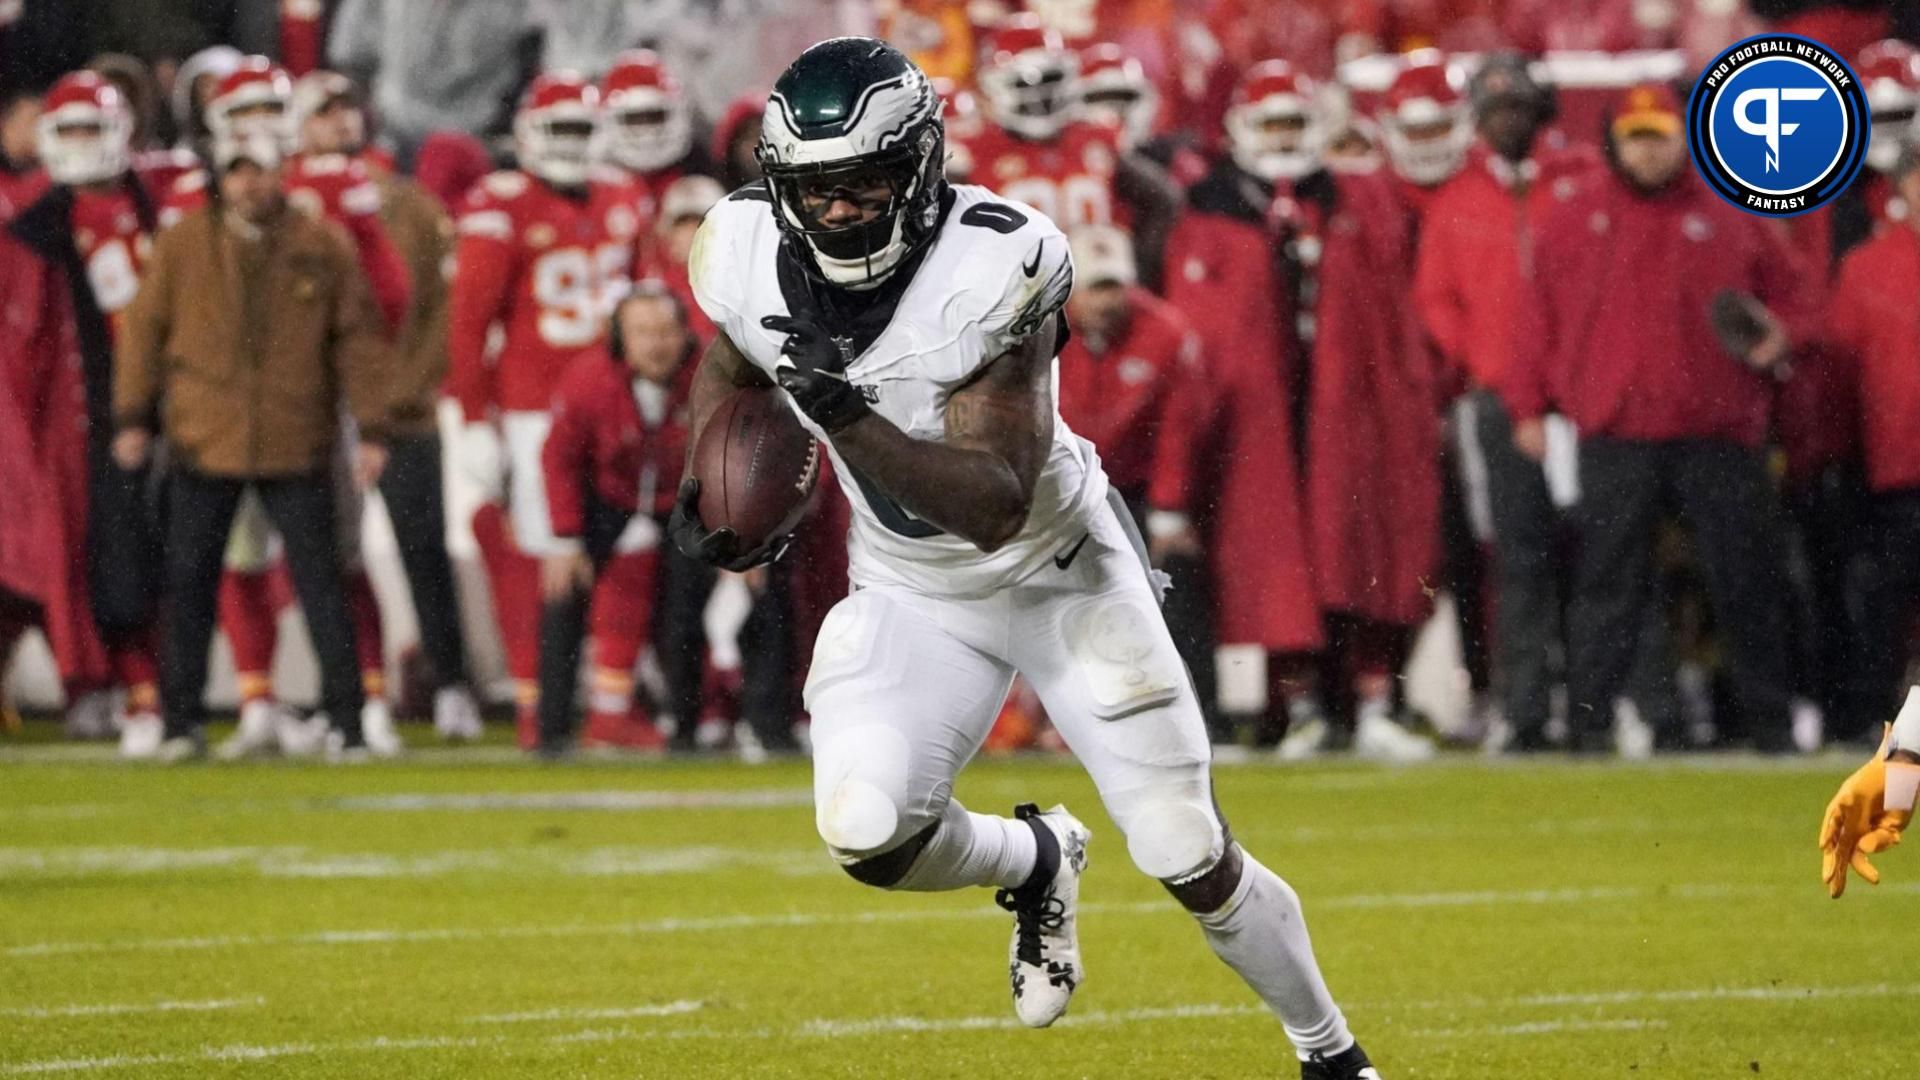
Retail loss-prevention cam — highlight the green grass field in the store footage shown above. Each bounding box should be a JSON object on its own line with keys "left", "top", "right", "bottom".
{"left": 0, "top": 735, "right": 1913, "bottom": 1078}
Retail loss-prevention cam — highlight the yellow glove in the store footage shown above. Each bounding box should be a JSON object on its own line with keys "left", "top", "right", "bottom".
{"left": 1819, "top": 727, "right": 1918, "bottom": 898}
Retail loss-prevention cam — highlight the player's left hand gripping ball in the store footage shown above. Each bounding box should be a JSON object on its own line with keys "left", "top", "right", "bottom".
{"left": 761, "top": 314, "right": 871, "bottom": 434}
{"left": 1819, "top": 728, "right": 1920, "bottom": 898}
{"left": 668, "top": 479, "right": 789, "bottom": 572}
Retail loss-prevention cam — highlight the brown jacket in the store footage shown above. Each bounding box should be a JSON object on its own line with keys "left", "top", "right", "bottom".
{"left": 114, "top": 201, "right": 391, "bottom": 478}
{"left": 379, "top": 174, "right": 453, "bottom": 437}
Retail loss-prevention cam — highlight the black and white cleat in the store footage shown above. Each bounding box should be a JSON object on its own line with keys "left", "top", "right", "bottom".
{"left": 995, "top": 802, "right": 1090, "bottom": 1029}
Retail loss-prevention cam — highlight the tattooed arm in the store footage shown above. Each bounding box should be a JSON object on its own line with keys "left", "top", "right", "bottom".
{"left": 826, "top": 321, "right": 1055, "bottom": 553}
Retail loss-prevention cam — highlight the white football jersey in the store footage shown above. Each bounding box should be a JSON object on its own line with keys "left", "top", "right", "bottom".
{"left": 690, "top": 182, "right": 1108, "bottom": 597}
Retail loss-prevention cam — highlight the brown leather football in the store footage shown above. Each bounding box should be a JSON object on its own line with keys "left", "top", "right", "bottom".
{"left": 691, "top": 386, "right": 820, "bottom": 553}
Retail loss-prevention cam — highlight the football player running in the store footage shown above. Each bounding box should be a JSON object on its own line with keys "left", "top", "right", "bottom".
{"left": 672, "top": 38, "right": 1381, "bottom": 1078}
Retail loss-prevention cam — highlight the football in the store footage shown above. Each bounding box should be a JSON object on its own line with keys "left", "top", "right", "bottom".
{"left": 691, "top": 386, "right": 820, "bottom": 553}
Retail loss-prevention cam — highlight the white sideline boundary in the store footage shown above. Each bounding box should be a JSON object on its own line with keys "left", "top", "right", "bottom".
{"left": 6, "top": 982, "right": 1916, "bottom": 1074}
{"left": 11, "top": 786, "right": 815, "bottom": 819}
{"left": 0, "top": 843, "right": 833, "bottom": 881}
{"left": 332, "top": 789, "right": 814, "bottom": 812}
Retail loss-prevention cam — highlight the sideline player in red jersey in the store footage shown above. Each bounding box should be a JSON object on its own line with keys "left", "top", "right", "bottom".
{"left": 4, "top": 72, "right": 166, "bottom": 754}
{"left": 1377, "top": 51, "right": 1471, "bottom": 213}
{"left": 958, "top": 16, "right": 1179, "bottom": 283}
{"left": 448, "top": 72, "right": 641, "bottom": 748}
{"left": 599, "top": 51, "right": 711, "bottom": 271}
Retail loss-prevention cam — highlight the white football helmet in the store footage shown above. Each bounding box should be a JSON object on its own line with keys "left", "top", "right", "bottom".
{"left": 600, "top": 51, "right": 693, "bottom": 175}
{"left": 1380, "top": 51, "right": 1470, "bottom": 187}
{"left": 1226, "top": 61, "right": 1322, "bottom": 183}
{"left": 37, "top": 71, "right": 132, "bottom": 185}
{"left": 1079, "top": 43, "right": 1158, "bottom": 148}
{"left": 1859, "top": 40, "right": 1920, "bottom": 174}
{"left": 515, "top": 72, "right": 600, "bottom": 188}
{"left": 206, "top": 57, "right": 294, "bottom": 151}
{"left": 977, "top": 16, "right": 1081, "bottom": 141}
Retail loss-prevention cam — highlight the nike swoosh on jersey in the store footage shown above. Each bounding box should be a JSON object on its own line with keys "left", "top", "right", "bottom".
{"left": 1022, "top": 244, "right": 1043, "bottom": 278}
{"left": 1053, "top": 532, "right": 1090, "bottom": 570}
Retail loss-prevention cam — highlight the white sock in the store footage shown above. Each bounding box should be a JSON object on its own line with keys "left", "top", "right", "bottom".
{"left": 1194, "top": 851, "right": 1353, "bottom": 1061}
{"left": 893, "top": 800, "right": 1037, "bottom": 892}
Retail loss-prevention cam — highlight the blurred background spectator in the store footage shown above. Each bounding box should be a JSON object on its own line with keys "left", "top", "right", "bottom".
{"left": 328, "top": 0, "right": 540, "bottom": 166}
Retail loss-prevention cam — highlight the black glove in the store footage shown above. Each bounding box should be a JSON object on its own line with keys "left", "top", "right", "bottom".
{"left": 667, "top": 478, "right": 790, "bottom": 572}
{"left": 760, "top": 314, "right": 871, "bottom": 434}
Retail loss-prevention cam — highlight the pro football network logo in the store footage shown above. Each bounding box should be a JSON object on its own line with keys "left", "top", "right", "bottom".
{"left": 1687, "top": 34, "right": 1869, "bottom": 216}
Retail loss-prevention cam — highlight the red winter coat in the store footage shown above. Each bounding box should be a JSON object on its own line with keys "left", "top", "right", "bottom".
{"left": 0, "top": 168, "right": 48, "bottom": 223}
{"left": 1300, "top": 170, "right": 1443, "bottom": 627}
{"left": 0, "top": 237, "right": 55, "bottom": 610}
{"left": 0, "top": 238, "right": 106, "bottom": 686}
{"left": 1771, "top": 170, "right": 1902, "bottom": 483}
{"left": 1827, "top": 225, "right": 1920, "bottom": 494}
{"left": 1506, "top": 170, "right": 1815, "bottom": 448}
{"left": 1161, "top": 166, "right": 1321, "bottom": 652}
{"left": 1415, "top": 144, "right": 1600, "bottom": 397}
{"left": 1056, "top": 288, "right": 1201, "bottom": 503}
{"left": 542, "top": 347, "right": 693, "bottom": 543}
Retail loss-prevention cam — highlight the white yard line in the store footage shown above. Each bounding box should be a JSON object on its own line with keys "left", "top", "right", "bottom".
{"left": 2, "top": 882, "right": 1806, "bottom": 960}
{"left": 798, "top": 1002, "right": 1265, "bottom": 1038}
{"left": 1, "top": 1036, "right": 488, "bottom": 1076}
{"left": 1319, "top": 886, "right": 1644, "bottom": 910}
{"left": 6, "top": 981, "right": 1915, "bottom": 1074}
{"left": 1508, "top": 981, "right": 1920, "bottom": 1009}
{"left": 331, "top": 788, "right": 814, "bottom": 812}
{"left": 1409, "top": 1018, "right": 1669, "bottom": 1038}
{"left": 0, "top": 997, "right": 262, "bottom": 1020}
{"left": 9, "top": 786, "right": 814, "bottom": 820}
{"left": 0, "top": 844, "right": 832, "bottom": 881}
{"left": 465, "top": 1000, "right": 704, "bottom": 1024}
{"left": 0, "top": 886, "right": 1649, "bottom": 959}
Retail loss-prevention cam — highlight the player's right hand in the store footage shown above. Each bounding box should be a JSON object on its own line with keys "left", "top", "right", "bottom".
{"left": 456, "top": 421, "right": 507, "bottom": 503}
{"left": 668, "top": 479, "right": 789, "bottom": 573}
{"left": 760, "top": 314, "right": 871, "bottom": 433}
{"left": 1819, "top": 729, "right": 1918, "bottom": 898}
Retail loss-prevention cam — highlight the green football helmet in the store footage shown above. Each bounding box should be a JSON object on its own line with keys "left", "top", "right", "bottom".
{"left": 757, "top": 37, "right": 947, "bottom": 289}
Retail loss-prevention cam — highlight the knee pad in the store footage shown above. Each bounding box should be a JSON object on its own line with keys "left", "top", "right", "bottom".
{"left": 1122, "top": 796, "right": 1226, "bottom": 882}
{"left": 813, "top": 722, "right": 927, "bottom": 853}
{"left": 817, "top": 777, "right": 902, "bottom": 855}
{"left": 814, "top": 720, "right": 951, "bottom": 885}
